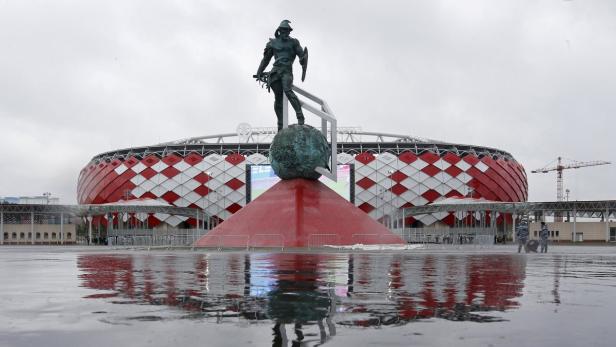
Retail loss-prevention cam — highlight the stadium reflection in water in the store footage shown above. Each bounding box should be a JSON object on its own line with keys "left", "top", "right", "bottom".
{"left": 78, "top": 253, "right": 526, "bottom": 346}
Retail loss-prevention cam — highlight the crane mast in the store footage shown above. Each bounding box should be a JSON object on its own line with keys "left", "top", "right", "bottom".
{"left": 531, "top": 157, "right": 611, "bottom": 221}
{"left": 532, "top": 157, "right": 611, "bottom": 201}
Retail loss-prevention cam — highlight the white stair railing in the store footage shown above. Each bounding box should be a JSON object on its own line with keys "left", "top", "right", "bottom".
{"left": 282, "top": 85, "right": 338, "bottom": 181}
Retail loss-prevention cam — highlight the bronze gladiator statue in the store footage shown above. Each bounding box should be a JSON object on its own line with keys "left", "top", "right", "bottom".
{"left": 254, "top": 20, "right": 308, "bottom": 131}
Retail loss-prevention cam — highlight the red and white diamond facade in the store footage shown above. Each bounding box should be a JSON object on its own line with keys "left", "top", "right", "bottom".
{"left": 77, "top": 129, "right": 527, "bottom": 227}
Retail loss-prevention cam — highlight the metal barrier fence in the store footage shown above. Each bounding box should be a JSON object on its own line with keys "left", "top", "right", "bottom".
{"left": 391, "top": 227, "right": 497, "bottom": 246}
{"left": 107, "top": 228, "right": 496, "bottom": 249}
{"left": 199, "top": 233, "right": 287, "bottom": 250}
{"left": 107, "top": 229, "right": 209, "bottom": 247}
{"left": 308, "top": 234, "right": 340, "bottom": 249}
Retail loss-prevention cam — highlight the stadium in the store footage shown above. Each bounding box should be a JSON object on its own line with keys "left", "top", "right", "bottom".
{"left": 77, "top": 126, "right": 528, "bottom": 229}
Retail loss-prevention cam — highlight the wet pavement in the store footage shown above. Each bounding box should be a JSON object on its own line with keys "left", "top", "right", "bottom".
{"left": 1, "top": 245, "right": 615, "bottom": 346}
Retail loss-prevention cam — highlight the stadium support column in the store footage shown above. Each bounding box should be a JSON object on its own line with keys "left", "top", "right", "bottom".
{"left": 31, "top": 211, "right": 35, "bottom": 245}
{"left": 195, "top": 210, "right": 200, "bottom": 245}
{"left": 1, "top": 211, "right": 3, "bottom": 245}
{"left": 605, "top": 206, "right": 610, "bottom": 243}
{"left": 88, "top": 216, "right": 93, "bottom": 245}
{"left": 512, "top": 214, "right": 517, "bottom": 243}
{"left": 573, "top": 206, "right": 577, "bottom": 242}
{"left": 60, "top": 212, "right": 64, "bottom": 245}
{"left": 107, "top": 213, "right": 112, "bottom": 246}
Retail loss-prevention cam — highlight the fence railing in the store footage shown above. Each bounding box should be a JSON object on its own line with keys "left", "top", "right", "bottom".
{"left": 283, "top": 85, "right": 337, "bottom": 181}
{"left": 308, "top": 233, "right": 340, "bottom": 249}
{"left": 107, "top": 229, "right": 209, "bottom": 247}
{"left": 391, "top": 227, "right": 497, "bottom": 246}
{"left": 107, "top": 228, "right": 497, "bottom": 249}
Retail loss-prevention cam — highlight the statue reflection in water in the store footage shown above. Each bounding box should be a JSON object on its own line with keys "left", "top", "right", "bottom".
{"left": 264, "top": 254, "right": 337, "bottom": 346}
{"left": 78, "top": 252, "right": 538, "bottom": 346}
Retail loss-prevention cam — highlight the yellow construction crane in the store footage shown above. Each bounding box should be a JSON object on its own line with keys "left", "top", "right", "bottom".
{"left": 531, "top": 157, "right": 611, "bottom": 202}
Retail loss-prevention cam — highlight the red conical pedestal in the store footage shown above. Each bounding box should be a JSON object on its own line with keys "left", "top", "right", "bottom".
{"left": 194, "top": 178, "right": 405, "bottom": 248}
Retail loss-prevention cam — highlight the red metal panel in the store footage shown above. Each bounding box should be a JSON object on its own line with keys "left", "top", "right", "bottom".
{"left": 482, "top": 156, "right": 522, "bottom": 201}
{"left": 106, "top": 181, "right": 137, "bottom": 203}
{"left": 404, "top": 216, "right": 416, "bottom": 225}
{"left": 470, "top": 181, "right": 498, "bottom": 201}
{"left": 358, "top": 202, "right": 375, "bottom": 213}
{"left": 401, "top": 202, "right": 416, "bottom": 226}
{"left": 184, "top": 153, "right": 203, "bottom": 165}
{"left": 161, "top": 191, "right": 180, "bottom": 204}
{"left": 442, "top": 152, "right": 462, "bottom": 165}
{"left": 140, "top": 192, "right": 157, "bottom": 200}
{"left": 161, "top": 166, "right": 181, "bottom": 179}
{"left": 441, "top": 213, "right": 455, "bottom": 226}
{"left": 466, "top": 167, "right": 509, "bottom": 201}
{"left": 140, "top": 167, "right": 157, "bottom": 180}
{"left": 226, "top": 203, "right": 242, "bottom": 214}
{"left": 389, "top": 170, "right": 408, "bottom": 183}
{"left": 225, "top": 153, "right": 246, "bottom": 165}
{"left": 142, "top": 155, "right": 160, "bottom": 167}
{"left": 419, "top": 152, "right": 439, "bottom": 165}
{"left": 445, "top": 190, "right": 463, "bottom": 198}
{"left": 505, "top": 161, "right": 528, "bottom": 200}
{"left": 496, "top": 159, "right": 525, "bottom": 198}
{"left": 77, "top": 166, "right": 94, "bottom": 200}
{"left": 186, "top": 218, "right": 197, "bottom": 227}
{"left": 225, "top": 178, "right": 245, "bottom": 190}
{"left": 483, "top": 168, "right": 518, "bottom": 202}
{"left": 99, "top": 169, "right": 137, "bottom": 201}
{"left": 390, "top": 184, "right": 408, "bottom": 196}
{"left": 161, "top": 154, "right": 183, "bottom": 166}
{"left": 193, "top": 172, "right": 211, "bottom": 184}
{"left": 355, "top": 152, "right": 375, "bottom": 165}
{"left": 398, "top": 151, "right": 417, "bottom": 164}
{"left": 78, "top": 163, "right": 103, "bottom": 203}
{"left": 462, "top": 154, "right": 480, "bottom": 165}
{"left": 88, "top": 168, "right": 123, "bottom": 204}
{"left": 84, "top": 164, "right": 116, "bottom": 204}
{"left": 123, "top": 156, "right": 140, "bottom": 168}
{"left": 194, "top": 185, "right": 211, "bottom": 196}
{"left": 444, "top": 165, "right": 462, "bottom": 177}
{"left": 511, "top": 162, "right": 529, "bottom": 193}
{"left": 147, "top": 215, "right": 161, "bottom": 228}
{"left": 421, "top": 189, "right": 441, "bottom": 202}
{"left": 421, "top": 164, "right": 441, "bottom": 177}
{"left": 492, "top": 159, "right": 525, "bottom": 201}
{"left": 356, "top": 177, "right": 376, "bottom": 190}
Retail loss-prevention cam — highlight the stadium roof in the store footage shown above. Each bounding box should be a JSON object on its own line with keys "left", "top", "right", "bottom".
{"left": 88, "top": 127, "right": 516, "bottom": 163}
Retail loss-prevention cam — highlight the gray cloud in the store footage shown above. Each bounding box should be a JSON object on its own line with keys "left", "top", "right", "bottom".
{"left": 1, "top": 0, "right": 615, "bottom": 203}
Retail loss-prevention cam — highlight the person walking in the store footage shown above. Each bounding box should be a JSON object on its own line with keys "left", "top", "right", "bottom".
{"left": 516, "top": 219, "right": 529, "bottom": 253}
{"left": 539, "top": 222, "right": 550, "bottom": 253}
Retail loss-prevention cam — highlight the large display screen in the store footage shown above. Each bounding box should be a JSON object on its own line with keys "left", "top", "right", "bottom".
{"left": 247, "top": 164, "right": 353, "bottom": 202}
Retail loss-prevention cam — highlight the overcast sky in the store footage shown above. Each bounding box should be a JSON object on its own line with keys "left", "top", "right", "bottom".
{"left": 1, "top": 0, "right": 615, "bottom": 204}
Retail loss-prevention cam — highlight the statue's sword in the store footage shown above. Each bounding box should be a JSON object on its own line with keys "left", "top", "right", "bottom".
{"left": 301, "top": 47, "right": 309, "bottom": 82}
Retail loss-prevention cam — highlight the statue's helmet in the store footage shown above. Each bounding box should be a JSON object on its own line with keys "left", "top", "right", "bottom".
{"left": 278, "top": 20, "right": 293, "bottom": 31}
